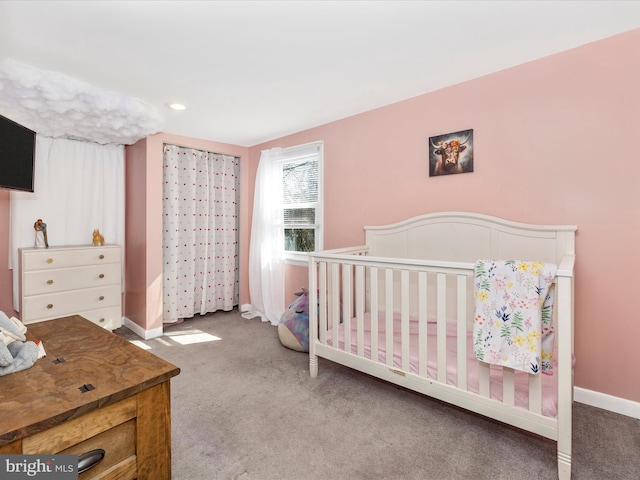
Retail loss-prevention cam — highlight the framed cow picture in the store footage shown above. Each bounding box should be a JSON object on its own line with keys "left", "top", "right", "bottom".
{"left": 428, "top": 129, "right": 473, "bottom": 177}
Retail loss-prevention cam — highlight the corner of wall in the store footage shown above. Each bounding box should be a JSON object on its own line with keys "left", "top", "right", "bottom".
{"left": 123, "top": 316, "right": 163, "bottom": 340}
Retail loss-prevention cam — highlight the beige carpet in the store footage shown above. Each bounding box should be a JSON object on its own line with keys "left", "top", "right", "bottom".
{"left": 115, "top": 309, "right": 640, "bottom": 480}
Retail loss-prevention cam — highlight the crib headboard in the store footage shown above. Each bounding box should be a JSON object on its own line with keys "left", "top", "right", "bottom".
{"left": 365, "top": 212, "right": 577, "bottom": 265}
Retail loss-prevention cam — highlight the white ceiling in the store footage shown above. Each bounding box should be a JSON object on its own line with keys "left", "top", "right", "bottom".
{"left": 1, "top": 1, "right": 639, "bottom": 147}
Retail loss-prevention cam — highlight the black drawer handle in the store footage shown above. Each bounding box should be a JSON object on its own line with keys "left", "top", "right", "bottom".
{"left": 78, "top": 448, "right": 105, "bottom": 473}
{"left": 99, "top": 273, "right": 105, "bottom": 279}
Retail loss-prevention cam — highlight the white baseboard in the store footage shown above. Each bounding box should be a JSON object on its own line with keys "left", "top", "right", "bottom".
{"left": 122, "top": 316, "right": 164, "bottom": 340}
{"left": 574, "top": 387, "right": 640, "bottom": 420}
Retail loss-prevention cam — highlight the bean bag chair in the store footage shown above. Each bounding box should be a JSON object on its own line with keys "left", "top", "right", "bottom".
{"left": 277, "top": 289, "right": 310, "bottom": 352}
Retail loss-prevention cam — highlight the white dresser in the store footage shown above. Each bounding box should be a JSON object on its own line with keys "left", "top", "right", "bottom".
{"left": 18, "top": 245, "right": 122, "bottom": 330}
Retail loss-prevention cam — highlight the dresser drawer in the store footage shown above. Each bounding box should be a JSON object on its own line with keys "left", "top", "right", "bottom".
{"left": 78, "top": 307, "right": 123, "bottom": 330}
{"left": 22, "top": 396, "right": 136, "bottom": 454}
{"left": 22, "top": 263, "right": 121, "bottom": 296}
{"left": 23, "top": 396, "right": 137, "bottom": 480}
{"left": 21, "top": 246, "right": 120, "bottom": 271}
{"left": 68, "top": 420, "right": 137, "bottom": 480}
{"left": 22, "top": 284, "right": 121, "bottom": 323}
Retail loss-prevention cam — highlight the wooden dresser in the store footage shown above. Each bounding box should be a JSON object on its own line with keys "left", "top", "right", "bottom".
{"left": 0, "top": 316, "right": 180, "bottom": 479}
{"left": 19, "top": 245, "right": 122, "bottom": 330}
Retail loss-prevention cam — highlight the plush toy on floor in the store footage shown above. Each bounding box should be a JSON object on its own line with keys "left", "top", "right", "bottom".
{"left": 277, "top": 288, "right": 310, "bottom": 352}
{"left": 0, "top": 311, "right": 40, "bottom": 376}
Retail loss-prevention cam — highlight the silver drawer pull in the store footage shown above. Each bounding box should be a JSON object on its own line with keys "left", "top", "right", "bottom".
{"left": 78, "top": 449, "right": 105, "bottom": 474}
{"left": 99, "top": 273, "right": 105, "bottom": 279}
{"left": 46, "top": 304, "right": 54, "bottom": 309}
{"left": 99, "top": 254, "right": 105, "bottom": 260}
{"left": 99, "top": 296, "right": 105, "bottom": 301}
{"left": 47, "top": 279, "right": 54, "bottom": 285}
{"left": 46, "top": 258, "right": 53, "bottom": 264}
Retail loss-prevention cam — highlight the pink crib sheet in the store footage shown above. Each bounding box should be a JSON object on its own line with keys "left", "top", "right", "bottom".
{"left": 325, "top": 312, "right": 561, "bottom": 417}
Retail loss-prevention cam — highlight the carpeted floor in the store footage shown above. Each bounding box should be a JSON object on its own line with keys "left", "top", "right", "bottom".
{"left": 115, "top": 309, "right": 640, "bottom": 480}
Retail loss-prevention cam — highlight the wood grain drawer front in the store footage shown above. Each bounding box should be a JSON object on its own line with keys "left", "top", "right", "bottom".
{"left": 22, "top": 263, "right": 121, "bottom": 296}
{"left": 22, "top": 396, "right": 136, "bottom": 454}
{"left": 22, "top": 284, "right": 121, "bottom": 323}
{"left": 81, "top": 455, "right": 136, "bottom": 480}
{"left": 21, "top": 247, "right": 120, "bottom": 271}
{"left": 0, "top": 440, "right": 21, "bottom": 454}
{"left": 67, "top": 420, "right": 136, "bottom": 480}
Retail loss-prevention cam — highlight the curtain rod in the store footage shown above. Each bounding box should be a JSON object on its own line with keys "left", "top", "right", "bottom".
{"left": 163, "top": 142, "right": 241, "bottom": 159}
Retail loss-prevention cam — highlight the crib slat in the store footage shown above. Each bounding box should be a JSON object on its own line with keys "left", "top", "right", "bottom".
{"left": 418, "top": 272, "right": 428, "bottom": 378}
{"left": 370, "top": 267, "right": 379, "bottom": 362}
{"left": 479, "top": 362, "right": 491, "bottom": 398}
{"left": 319, "top": 262, "right": 327, "bottom": 344}
{"left": 342, "top": 264, "right": 352, "bottom": 354}
{"left": 385, "top": 268, "right": 394, "bottom": 367}
{"left": 436, "top": 273, "right": 447, "bottom": 383}
{"left": 355, "top": 265, "right": 365, "bottom": 357}
{"left": 331, "top": 263, "right": 340, "bottom": 350}
{"left": 529, "top": 372, "right": 542, "bottom": 414}
{"left": 456, "top": 274, "right": 467, "bottom": 390}
{"left": 401, "top": 269, "right": 410, "bottom": 372}
{"left": 503, "top": 368, "right": 515, "bottom": 406}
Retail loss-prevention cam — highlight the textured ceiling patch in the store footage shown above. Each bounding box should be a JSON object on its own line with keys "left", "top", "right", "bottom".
{"left": 0, "top": 59, "right": 163, "bottom": 145}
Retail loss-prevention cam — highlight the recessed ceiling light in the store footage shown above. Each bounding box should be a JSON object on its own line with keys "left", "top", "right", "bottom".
{"left": 167, "top": 103, "right": 187, "bottom": 111}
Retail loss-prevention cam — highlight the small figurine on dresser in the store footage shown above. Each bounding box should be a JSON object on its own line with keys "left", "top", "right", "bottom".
{"left": 92, "top": 228, "right": 105, "bottom": 246}
{"left": 33, "top": 218, "right": 48, "bottom": 248}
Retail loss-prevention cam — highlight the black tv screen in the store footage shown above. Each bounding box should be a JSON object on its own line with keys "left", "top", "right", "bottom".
{"left": 0, "top": 114, "right": 36, "bottom": 192}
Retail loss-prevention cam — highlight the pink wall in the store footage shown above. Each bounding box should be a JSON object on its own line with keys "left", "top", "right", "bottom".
{"left": 0, "top": 191, "right": 15, "bottom": 315}
{"left": 124, "top": 138, "right": 148, "bottom": 329}
{"left": 248, "top": 29, "right": 640, "bottom": 403}
{"left": 124, "top": 133, "right": 250, "bottom": 333}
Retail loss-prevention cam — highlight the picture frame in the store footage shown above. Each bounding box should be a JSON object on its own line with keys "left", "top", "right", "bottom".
{"left": 428, "top": 129, "right": 473, "bottom": 177}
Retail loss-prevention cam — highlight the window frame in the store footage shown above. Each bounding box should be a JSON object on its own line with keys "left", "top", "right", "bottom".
{"left": 277, "top": 141, "right": 323, "bottom": 266}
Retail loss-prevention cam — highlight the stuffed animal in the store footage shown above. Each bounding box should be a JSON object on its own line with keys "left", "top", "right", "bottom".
{"left": 92, "top": 229, "right": 105, "bottom": 246}
{"left": 277, "top": 289, "right": 310, "bottom": 352}
{"left": 0, "top": 311, "right": 40, "bottom": 376}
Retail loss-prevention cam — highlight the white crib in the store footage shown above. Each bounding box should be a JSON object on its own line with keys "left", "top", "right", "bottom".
{"left": 308, "top": 212, "right": 576, "bottom": 479}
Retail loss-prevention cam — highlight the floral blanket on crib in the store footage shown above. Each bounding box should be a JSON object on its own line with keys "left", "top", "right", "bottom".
{"left": 473, "top": 260, "right": 557, "bottom": 374}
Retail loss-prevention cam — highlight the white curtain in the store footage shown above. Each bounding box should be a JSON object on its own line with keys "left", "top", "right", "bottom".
{"left": 10, "top": 135, "right": 125, "bottom": 310}
{"left": 162, "top": 144, "right": 240, "bottom": 324}
{"left": 243, "top": 148, "right": 285, "bottom": 325}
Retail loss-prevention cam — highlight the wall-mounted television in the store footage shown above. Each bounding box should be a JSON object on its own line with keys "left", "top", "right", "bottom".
{"left": 0, "top": 114, "right": 36, "bottom": 192}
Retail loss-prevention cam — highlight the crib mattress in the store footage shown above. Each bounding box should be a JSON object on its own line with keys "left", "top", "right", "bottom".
{"left": 325, "top": 312, "right": 562, "bottom": 417}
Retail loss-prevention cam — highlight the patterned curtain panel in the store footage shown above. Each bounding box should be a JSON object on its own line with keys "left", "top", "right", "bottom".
{"left": 162, "top": 144, "right": 240, "bottom": 323}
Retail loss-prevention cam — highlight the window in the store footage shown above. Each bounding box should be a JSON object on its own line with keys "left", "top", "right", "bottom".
{"left": 279, "top": 142, "right": 323, "bottom": 263}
